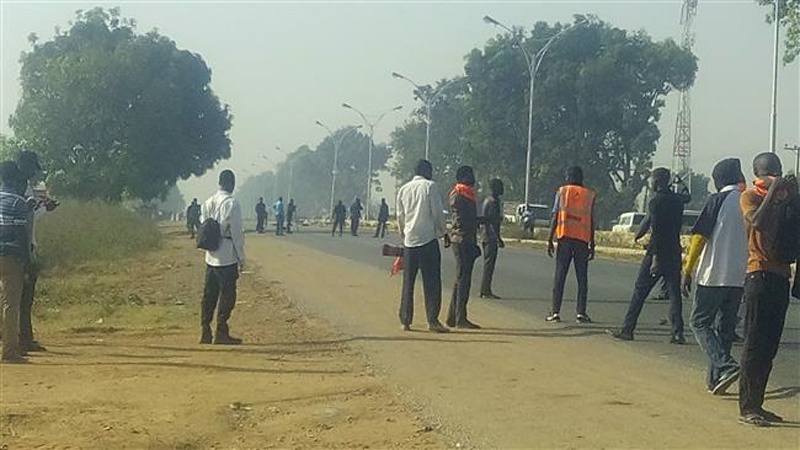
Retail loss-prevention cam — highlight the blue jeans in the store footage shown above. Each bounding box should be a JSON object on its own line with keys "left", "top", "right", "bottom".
{"left": 690, "top": 285, "right": 741, "bottom": 389}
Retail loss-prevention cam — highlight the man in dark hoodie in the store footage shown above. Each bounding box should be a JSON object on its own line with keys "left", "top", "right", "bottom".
{"left": 480, "top": 179, "right": 505, "bottom": 299}
{"left": 682, "top": 158, "right": 747, "bottom": 396}
{"left": 446, "top": 166, "right": 481, "bottom": 329}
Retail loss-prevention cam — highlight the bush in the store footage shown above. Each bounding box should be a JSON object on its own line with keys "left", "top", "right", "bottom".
{"left": 35, "top": 200, "right": 161, "bottom": 271}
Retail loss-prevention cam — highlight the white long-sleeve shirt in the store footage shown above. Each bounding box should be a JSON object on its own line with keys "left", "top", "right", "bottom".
{"left": 201, "top": 190, "right": 246, "bottom": 267}
{"left": 396, "top": 176, "right": 447, "bottom": 248}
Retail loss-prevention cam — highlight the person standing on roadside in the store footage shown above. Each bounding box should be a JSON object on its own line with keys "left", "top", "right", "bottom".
{"left": 0, "top": 161, "right": 31, "bottom": 363}
{"left": 682, "top": 158, "right": 747, "bottom": 396}
{"left": 332, "top": 200, "right": 347, "bottom": 237}
{"left": 397, "top": 159, "right": 449, "bottom": 333}
{"left": 187, "top": 199, "right": 202, "bottom": 238}
{"left": 350, "top": 198, "right": 363, "bottom": 236}
{"left": 274, "top": 196, "right": 285, "bottom": 236}
{"left": 200, "top": 170, "right": 246, "bottom": 345}
{"left": 17, "top": 151, "right": 58, "bottom": 353}
{"left": 286, "top": 199, "right": 296, "bottom": 234}
{"left": 737, "top": 153, "right": 798, "bottom": 427}
{"left": 610, "top": 167, "right": 686, "bottom": 344}
{"left": 446, "top": 166, "right": 482, "bottom": 329}
{"left": 480, "top": 179, "right": 505, "bottom": 300}
{"left": 374, "top": 198, "right": 390, "bottom": 238}
{"left": 546, "top": 166, "right": 596, "bottom": 324}
{"left": 255, "top": 198, "right": 267, "bottom": 234}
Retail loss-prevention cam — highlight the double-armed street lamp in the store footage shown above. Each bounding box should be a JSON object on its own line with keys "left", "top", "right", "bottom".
{"left": 483, "top": 15, "right": 587, "bottom": 207}
{"left": 391, "top": 72, "right": 460, "bottom": 160}
{"left": 342, "top": 103, "right": 403, "bottom": 220}
{"left": 315, "top": 121, "right": 362, "bottom": 216}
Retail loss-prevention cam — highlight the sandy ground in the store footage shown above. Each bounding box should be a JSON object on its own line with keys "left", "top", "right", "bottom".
{"left": 248, "top": 233, "right": 800, "bottom": 449}
{"left": 0, "top": 229, "right": 447, "bottom": 449}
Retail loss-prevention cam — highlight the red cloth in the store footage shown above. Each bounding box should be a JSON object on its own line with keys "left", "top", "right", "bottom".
{"left": 391, "top": 256, "right": 404, "bottom": 276}
{"left": 753, "top": 177, "right": 774, "bottom": 197}
{"left": 451, "top": 183, "right": 475, "bottom": 203}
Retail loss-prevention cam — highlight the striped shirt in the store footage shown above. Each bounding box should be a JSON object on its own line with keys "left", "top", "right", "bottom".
{"left": 0, "top": 190, "right": 30, "bottom": 260}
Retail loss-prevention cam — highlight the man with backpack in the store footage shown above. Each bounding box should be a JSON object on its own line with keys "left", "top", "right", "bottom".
{"left": 736, "top": 153, "right": 798, "bottom": 427}
{"left": 198, "top": 170, "right": 246, "bottom": 345}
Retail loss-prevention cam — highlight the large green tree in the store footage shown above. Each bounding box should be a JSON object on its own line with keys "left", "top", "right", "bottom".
{"left": 391, "top": 16, "right": 697, "bottom": 222}
{"left": 10, "top": 7, "right": 232, "bottom": 201}
{"left": 758, "top": 0, "right": 800, "bottom": 63}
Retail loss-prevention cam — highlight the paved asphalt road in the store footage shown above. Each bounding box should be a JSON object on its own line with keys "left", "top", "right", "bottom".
{"left": 269, "top": 227, "right": 799, "bottom": 393}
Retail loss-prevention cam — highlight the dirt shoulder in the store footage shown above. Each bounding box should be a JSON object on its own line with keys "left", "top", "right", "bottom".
{"left": 249, "top": 234, "right": 800, "bottom": 449}
{"left": 0, "top": 228, "right": 447, "bottom": 449}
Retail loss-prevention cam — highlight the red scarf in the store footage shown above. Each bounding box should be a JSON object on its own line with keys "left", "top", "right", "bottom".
{"left": 753, "top": 177, "right": 775, "bottom": 197}
{"left": 452, "top": 183, "right": 475, "bottom": 203}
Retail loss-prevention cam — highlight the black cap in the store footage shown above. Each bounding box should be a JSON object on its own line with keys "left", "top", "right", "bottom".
{"left": 18, "top": 151, "right": 42, "bottom": 171}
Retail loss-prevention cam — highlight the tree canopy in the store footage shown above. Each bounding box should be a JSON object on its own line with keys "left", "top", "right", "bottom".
{"left": 10, "top": 7, "right": 232, "bottom": 201}
{"left": 391, "top": 16, "right": 697, "bottom": 222}
{"left": 758, "top": 0, "right": 800, "bottom": 63}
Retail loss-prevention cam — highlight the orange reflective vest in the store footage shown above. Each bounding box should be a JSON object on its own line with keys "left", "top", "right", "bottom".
{"left": 555, "top": 185, "right": 595, "bottom": 243}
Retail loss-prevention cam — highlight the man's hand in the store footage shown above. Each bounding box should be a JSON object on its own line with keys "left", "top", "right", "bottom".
{"left": 547, "top": 240, "right": 555, "bottom": 258}
{"left": 649, "top": 255, "right": 660, "bottom": 276}
{"left": 588, "top": 242, "right": 595, "bottom": 261}
{"left": 44, "top": 199, "right": 59, "bottom": 212}
{"left": 443, "top": 234, "right": 451, "bottom": 248}
{"left": 681, "top": 273, "right": 693, "bottom": 298}
{"left": 238, "top": 260, "right": 246, "bottom": 271}
{"left": 498, "top": 239, "right": 505, "bottom": 249}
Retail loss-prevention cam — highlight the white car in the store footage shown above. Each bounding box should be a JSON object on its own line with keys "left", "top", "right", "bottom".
{"left": 612, "top": 212, "right": 647, "bottom": 233}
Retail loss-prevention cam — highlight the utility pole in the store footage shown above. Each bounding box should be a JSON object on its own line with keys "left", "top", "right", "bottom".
{"left": 672, "top": 0, "right": 697, "bottom": 194}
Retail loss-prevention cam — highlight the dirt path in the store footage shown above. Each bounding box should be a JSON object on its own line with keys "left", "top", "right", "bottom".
{"left": 250, "top": 235, "right": 800, "bottom": 449}
{"left": 0, "top": 230, "right": 447, "bottom": 449}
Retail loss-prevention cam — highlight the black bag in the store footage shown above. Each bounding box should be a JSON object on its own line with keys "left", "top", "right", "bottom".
{"left": 196, "top": 218, "right": 222, "bottom": 251}
{"left": 775, "top": 197, "right": 800, "bottom": 264}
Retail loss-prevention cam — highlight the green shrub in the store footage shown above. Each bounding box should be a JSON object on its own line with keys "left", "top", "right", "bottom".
{"left": 35, "top": 200, "right": 161, "bottom": 271}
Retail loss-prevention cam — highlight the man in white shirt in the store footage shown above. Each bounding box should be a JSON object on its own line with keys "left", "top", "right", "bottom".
{"left": 682, "top": 158, "right": 747, "bottom": 395}
{"left": 396, "top": 159, "right": 449, "bottom": 333}
{"left": 200, "top": 170, "right": 246, "bottom": 345}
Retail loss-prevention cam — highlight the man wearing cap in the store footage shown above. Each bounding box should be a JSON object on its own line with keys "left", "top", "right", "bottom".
{"left": 17, "top": 151, "right": 58, "bottom": 353}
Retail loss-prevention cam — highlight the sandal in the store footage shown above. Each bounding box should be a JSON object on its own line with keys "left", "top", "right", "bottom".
{"left": 738, "top": 413, "right": 771, "bottom": 427}
{"left": 758, "top": 409, "right": 784, "bottom": 423}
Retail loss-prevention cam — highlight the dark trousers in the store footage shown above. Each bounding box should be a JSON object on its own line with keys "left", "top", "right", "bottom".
{"left": 286, "top": 216, "right": 294, "bottom": 234}
{"left": 399, "top": 239, "right": 442, "bottom": 326}
{"left": 448, "top": 241, "right": 478, "bottom": 326}
{"left": 275, "top": 215, "right": 284, "bottom": 236}
{"left": 351, "top": 218, "right": 360, "bottom": 236}
{"left": 690, "top": 285, "right": 741, "bottom": 389}
{"left": 480, "top": 241, "right": 499, "bottom": 296}
{"left": 19, "top": 260, "right": 38, "bottom": 346}
{"left": 188, "top": 221, "right": 200, "bottom": 238}
{"left": 551, "top": 238, "right": 589, "bottom": 315}
{"left": 256, "top": 215, "right": 266, "bottom": 233}
{"left": 332, "top": 219, "right": 345, "bottom": 236}
{"left": 374, "top": 220, "right": 388, "bottom": 238}
{"left": 621, "top": 252, "right": 684, "bottom": 337}
{"left": 201, "top": 264, "right": 239, "bottom": 336}
{"left": 739, "top": 271, "right": 790, "bottom": 415}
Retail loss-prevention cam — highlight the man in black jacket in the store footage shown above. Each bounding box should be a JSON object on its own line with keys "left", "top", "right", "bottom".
{"left": 446, "top": 166, "right": 481, "bottom": 329}
{"left": 480, "top": 179, "right": 504, "bottom": 299}
{"left": 610, "top": 167, "right": 686, "bottom": 344}
{"left": 374, "top": 198, "right": 390, "bottom": 238}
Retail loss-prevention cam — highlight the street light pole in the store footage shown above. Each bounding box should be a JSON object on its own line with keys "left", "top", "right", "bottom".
{"left": 342, "top": 103, "right": 403, "bottom": 220}
{"left": 274, "top": 145, "right": 293, "bottom": 200}
{"left": 392, "top": 72, "right": 460, "bottom": 160}
{"left": 484, "top": 15, "right": 587, "bottom": 207}
{"left": 316, "top": 121, "right": 362, "bottom": 216}
{"left": 769, "top": 0, "right": 781, "bottom": 153}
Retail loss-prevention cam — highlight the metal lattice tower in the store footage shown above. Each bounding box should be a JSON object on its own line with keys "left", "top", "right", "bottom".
{"left": 672, "top": 0, "right": 697, "bottom": 192}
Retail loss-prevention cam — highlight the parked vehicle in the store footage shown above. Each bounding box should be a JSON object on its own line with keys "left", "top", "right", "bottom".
{"left": 611, "top": 212, "right": 647, "bottom": 233}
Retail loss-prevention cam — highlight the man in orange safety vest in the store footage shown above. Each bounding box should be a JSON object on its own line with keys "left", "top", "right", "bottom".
{"left": 546, "top": 166, "right": 596, "bottom": 324}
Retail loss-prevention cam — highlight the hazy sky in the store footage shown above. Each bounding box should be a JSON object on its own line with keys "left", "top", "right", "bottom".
{"left": 1, "top": 0, "right": 799, "bottom": 203}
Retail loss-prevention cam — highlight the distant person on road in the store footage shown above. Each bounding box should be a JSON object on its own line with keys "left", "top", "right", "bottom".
{"left": 0, "top": 161, "right": 31, "bottom": 363}
{"left": 546, "top": 166, "right": 596, "bottom": 324}
{"left": 610, "top": 167, "right": 686, "bottom": 344}
{"left": 186, "top": 198, "right": 201, "bottom": 238}
{"left": 480, "top": 179, "right": 505, "bottom": 300}
{"left": 397, "top": 159, "right": 449, "bottom": 333}
{"left": 274, "top": 196, "right": 285, "bottom": 236}
{"left": 350, "top": 198, "right": 363, "bottom": 236}
{"left": 332, "top": 200, "right": 347, "bottom": 237}
{"left": 446, "top": 165, "right": 482, "bottom": 329}
{"left": 255, "top": 197, "right": 267, "bottom": 234}
{"left": 736, "top": 152, "right": 798, "bottom": 427}
{"left": 286, "top": 199, "right": 296, "bottom": 234}
{"left": 200, "top": 170, "right": 246, "bottom": 345}
{"left": 374, "top": 198, "right": 390, "bottom": 238}
{"left": 681, "top": 158, "right": 747, "bottom": 396}
{"left": 17, "top": 151, "right": 58, "bottom": 353}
